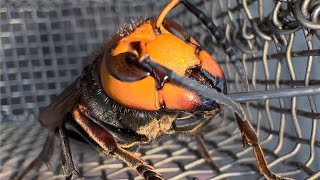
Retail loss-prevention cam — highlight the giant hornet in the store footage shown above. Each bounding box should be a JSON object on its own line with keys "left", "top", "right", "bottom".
{"left": 15, "top": 0, "right": 288, "bottom": 179}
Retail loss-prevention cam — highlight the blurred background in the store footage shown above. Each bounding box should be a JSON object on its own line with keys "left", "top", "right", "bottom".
{"left": 1, "top": 0, "right": 319, "bottom": 179}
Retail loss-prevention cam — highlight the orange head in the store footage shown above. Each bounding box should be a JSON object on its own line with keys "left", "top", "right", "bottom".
{"left": 100, "top": 1, "right": 226, "bottom": 111}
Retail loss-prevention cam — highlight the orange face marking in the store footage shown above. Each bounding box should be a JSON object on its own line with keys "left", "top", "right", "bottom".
{"left": 100, "top": 58, "right": 160, "bottom": 110}
{"left": 160, "top": 83, "right": 201, "bottom": 110}
{"left": 112, "top": 23, "right": 156, "bottom": 57}
{"left": 199, "top": 50, "right": 225, "bottom": 78}
{"left": 146, "top": 34, "right": 199, "bottom": 75}
{"left": 100, "top": 19, "right": 224, "bottom": 111}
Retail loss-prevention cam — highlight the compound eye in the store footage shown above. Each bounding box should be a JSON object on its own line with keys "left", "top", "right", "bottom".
{"left": 162, "top": 19, "right": 189, "bottom": 41}
{"left": 105, "top": 52, "right": 150, "bottom": 82}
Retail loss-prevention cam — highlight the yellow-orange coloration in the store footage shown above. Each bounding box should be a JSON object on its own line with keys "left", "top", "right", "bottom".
{"left": 100, "top": 20, "right": 224, "bottom": 110}
{"left": 100, "top": 59, "right": 160, "bottom": 110}
{"left": 198, "top": 50, "right": 224, "bottom": 78}
{"left": 160, "top": 83, "right": 201, "bottom": 110}
{"left": 146, "top": 34, "right": 199, "bottom": 75}
{"left": 112, "top": 23, "right": 156, "bottom": 57}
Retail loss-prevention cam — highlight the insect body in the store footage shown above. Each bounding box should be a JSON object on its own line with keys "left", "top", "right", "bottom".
{"left": 16, "top": 0, "right": 287, "bottom": 180}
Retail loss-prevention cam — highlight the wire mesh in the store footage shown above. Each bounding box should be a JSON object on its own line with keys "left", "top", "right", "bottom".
{"left": 1, "top": 0, "right": 319, "bottom": 179}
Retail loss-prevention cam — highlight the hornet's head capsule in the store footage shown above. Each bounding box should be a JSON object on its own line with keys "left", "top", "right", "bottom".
{"left": 100, "top": 2, "right": 226, "bottom": 111}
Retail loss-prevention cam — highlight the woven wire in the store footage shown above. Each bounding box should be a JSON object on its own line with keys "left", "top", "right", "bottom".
{"left": 1, "top": 0, "right": 319, "bottom": 179}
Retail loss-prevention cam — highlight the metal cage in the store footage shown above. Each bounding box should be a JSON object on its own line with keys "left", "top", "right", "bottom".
{"left": 1, "top": 0, "right": 319, "bottom": 179}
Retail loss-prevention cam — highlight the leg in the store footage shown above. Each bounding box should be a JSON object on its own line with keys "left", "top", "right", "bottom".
{"left": 71, "top": 106, "right": 163, "bottom": 180}
{"left": 195, "top": 134, "right": 221, "bottom": 174}
{"left": 59, "top": 118, "right": 78, "bottom": 180}
{"left": 168, "top": 110, "right": 220, "bottom": 134}
{"left": 235, "top": 114, "right": 290, "bottom": 180}
{"left": 171, "top": 111, "right": 221, "bottom": 174}
{"left": 159, "top": 65, "right": 288, "bottom": 179}
{"left": 14, "top": 131, "right": 55, "bottom": 180}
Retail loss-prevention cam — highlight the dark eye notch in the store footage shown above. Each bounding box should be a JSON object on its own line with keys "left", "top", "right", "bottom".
{"left": 105, "top": 41, "right": 151, "bottom": 82}
{"left": 162, "top": 19, "right": 191, "bottom": 42}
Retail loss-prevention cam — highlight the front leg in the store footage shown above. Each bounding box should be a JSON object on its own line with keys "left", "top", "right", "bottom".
{"left": 70, "top": 105, "right": 163, "bottom": 180}
{"left": 195, "top": 134, "right": 221, "bottom": 174}
{"left": 235, "top": 114, "right": 292, "bottom": 180}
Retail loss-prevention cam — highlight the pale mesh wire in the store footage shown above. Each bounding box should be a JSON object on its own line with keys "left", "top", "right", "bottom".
{"left": 0, "top": 0, "right": 319, "bottom": 179}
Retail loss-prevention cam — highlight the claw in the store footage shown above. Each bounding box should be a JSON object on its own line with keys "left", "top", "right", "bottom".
{"left": 44, "top": 161, "right": 52, "bottom": 170}
{"left": 242, "top": 137, "right": 247, "bottom": 149}
{"left": 137, "top": 165, "right": 164, "bottom": 180}
{"left": 137, "top": 165, "right": 163, "bottom": 180}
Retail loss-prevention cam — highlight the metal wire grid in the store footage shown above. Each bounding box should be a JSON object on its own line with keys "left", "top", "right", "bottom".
{"left": 0, "top": 0, "right": 319, "bottom": 179}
